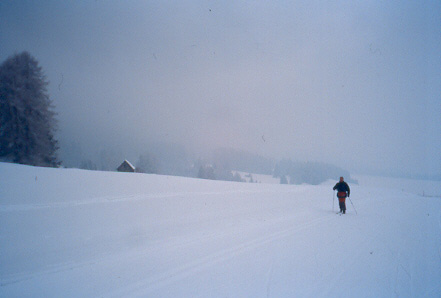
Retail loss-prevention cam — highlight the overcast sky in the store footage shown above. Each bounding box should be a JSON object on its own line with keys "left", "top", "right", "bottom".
{"left": 1, "top": 0, "right": 440, "bottom": 177}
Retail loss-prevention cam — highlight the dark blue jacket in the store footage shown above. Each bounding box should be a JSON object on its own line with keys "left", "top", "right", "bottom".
{"left": 333, "top": 181, "right": 350, "bottom": 196}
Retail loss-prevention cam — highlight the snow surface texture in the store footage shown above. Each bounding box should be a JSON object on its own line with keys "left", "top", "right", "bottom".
{"left": 1, "top": 162, "right": 440, "bottom": 297}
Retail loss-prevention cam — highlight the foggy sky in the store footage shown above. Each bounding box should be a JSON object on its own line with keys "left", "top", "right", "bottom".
{"left": 1, "top": 0, "right": 440, "bottom": 177}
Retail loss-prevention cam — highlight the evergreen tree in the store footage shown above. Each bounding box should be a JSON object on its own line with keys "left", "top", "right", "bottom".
{"left": 80, "top": 159, "right": 97, "bottom": 171}
{"left": 198, "top": 164, "right": 215, "bottom": 180}
{"left": 280, "top": 175, "right": 288, "bottom": 184}
{"left": 0, "top": 52, "right": 59, "bottom": 167}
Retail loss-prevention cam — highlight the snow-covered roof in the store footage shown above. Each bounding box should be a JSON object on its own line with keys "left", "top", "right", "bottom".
{"left": 123, "top": 160, "right": 135, "bottom": 170}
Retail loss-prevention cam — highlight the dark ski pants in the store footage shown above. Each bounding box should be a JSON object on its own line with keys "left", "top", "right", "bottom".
{"left": 339, "top": 200, "right": 346, "bottom": 213}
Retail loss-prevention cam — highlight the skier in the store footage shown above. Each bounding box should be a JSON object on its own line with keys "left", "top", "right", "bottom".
{"left": 333, "top": 177, "right": 350, "bottom": 214}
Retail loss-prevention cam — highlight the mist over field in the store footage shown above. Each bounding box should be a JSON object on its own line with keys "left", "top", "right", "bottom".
{"left": 1, "top": 1, "right": 440, "bottom": 179}
{"left": 1, "top": 2, "right": 441, "bottom": 297}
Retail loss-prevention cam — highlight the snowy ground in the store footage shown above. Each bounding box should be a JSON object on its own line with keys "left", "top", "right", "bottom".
{"left": 1, "top": 162, "right": 440, "bottom": 297}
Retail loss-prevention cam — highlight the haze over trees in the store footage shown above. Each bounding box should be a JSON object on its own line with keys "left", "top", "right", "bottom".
{"left": 136, "top": 153, "right": 158, "bottom": 174}
{"left": 0, "top": 52, "right": 59, "bottom": 167}
{"left": 273, "top": 159, "right": 358, "bottom": 185}
{"left": 212, "top": 148, "right": 274, "bottom": 175}
{"left": 0, "top": 50, "right": 357, "bottom": 183}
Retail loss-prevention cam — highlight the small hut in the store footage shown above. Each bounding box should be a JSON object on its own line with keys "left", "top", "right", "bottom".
{"left": 117, "top": 160, "right": 135, "bottom": 173}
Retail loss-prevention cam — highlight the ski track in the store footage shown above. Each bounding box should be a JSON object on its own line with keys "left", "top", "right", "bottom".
{"left": 265, "top": 260, "right": 274, "bottom": 298}
{"left": 1, "top": 256, "right": 104, "bottom": 287}
{"left": 0, "top": 189, "right": 302, "bottom": 212}
{"left": 309, "top": 224, "right": 373, "bottom": 297}
{"left": 437, "top": 204, "right": 441, "bottom": 256}
{"left": 2, "top": 164, "right": 441, "bottom": 297}
{"left": 106, "top": 214, "right": 335, "bottom": 297}
{"left": 0, "top": 205, "right": 332, "bottom": 292}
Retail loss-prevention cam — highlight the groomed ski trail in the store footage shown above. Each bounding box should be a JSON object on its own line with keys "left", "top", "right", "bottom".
{"left": 107, "top": 213, "right": 336, "bottom": 297}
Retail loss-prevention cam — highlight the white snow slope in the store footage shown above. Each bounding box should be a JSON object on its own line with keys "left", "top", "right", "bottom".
{"left": 1, "top": 162, "right": 440, "bottom": 297}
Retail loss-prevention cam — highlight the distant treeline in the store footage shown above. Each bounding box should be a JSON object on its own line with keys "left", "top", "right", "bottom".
{"left": 69, "top": 144, "right": 356, "bottom": 185}
{"left": 274, "top": 159, "right": 358, "bottom": 185}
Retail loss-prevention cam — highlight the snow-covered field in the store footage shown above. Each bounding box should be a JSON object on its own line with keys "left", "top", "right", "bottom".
{"left": 1, "top": 162, "right": 440, "bottom": 297}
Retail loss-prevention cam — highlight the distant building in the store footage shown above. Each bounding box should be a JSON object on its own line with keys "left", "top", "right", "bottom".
{"left": 117, "top": 160, "right": 135, "bottom": 173}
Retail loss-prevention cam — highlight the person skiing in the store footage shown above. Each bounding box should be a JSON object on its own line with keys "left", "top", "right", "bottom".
{"left": 333, "top": 177, "right": 350, "bottom": 214}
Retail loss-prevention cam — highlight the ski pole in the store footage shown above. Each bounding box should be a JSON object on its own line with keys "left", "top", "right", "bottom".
{"left": 348, "top": 196, "right": 357, "bottom": 215}
{"left": 332, "top": 190, "right": 335, "bottom": 212}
